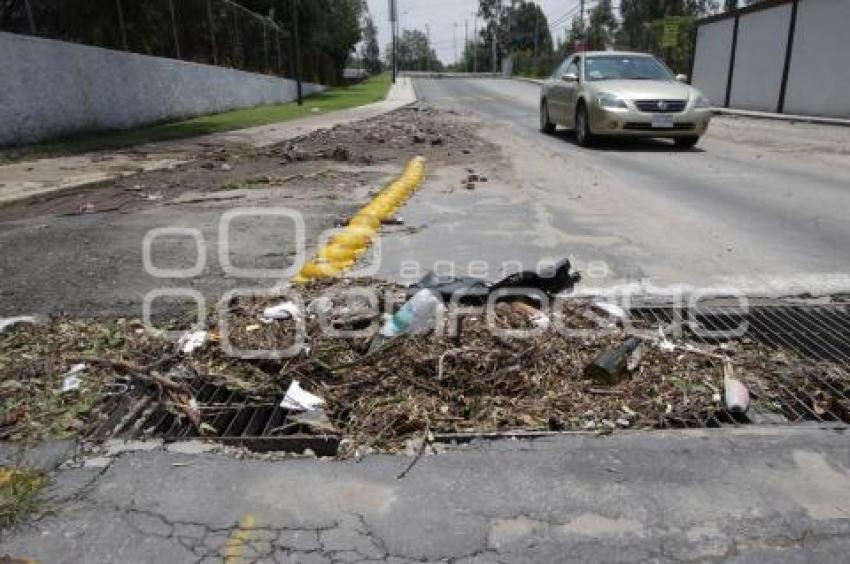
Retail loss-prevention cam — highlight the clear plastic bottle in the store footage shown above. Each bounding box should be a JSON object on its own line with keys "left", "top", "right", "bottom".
{"left": 377, "top": 289, "right": 444, "bottom": 341}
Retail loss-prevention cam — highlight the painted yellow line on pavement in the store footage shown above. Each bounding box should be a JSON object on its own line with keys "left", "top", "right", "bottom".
{"left": 222, "top": 513, "right": 257, "bottom": 563}
{"left": 293, "top": 156, "right": 426, "bottom": 283}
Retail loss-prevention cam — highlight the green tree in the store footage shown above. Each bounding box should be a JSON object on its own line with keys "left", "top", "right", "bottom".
{"left": 508, "top": 2, "right": 558, "bottom": 77}
{"left": 558, "top": 16, "right": 583, "bottom": 58}
{"left": 616, "top": 0, "right": 717, "bottom": 72}
{"left": 385, "top": 29, "right": 442, "bottom": 72}
{"left": 478, "top": 0, "right": 506, "bottom": 71}
{"left": 585, "top": 0, "right": 618, "bottom": 51}
{"left": 360, "top": 11, "right": 381, "bottom": 73}
{"left": 455, "top": 37, "right": 490, "bottom": 73}
{"left": 509, "top": 1, "right": 553, "bottom": 56}
{"left": 477, "top": 1, "right": 555, "bottom": 75}
{"left": 0, "top": 0, "right": 366, "bottom": 85}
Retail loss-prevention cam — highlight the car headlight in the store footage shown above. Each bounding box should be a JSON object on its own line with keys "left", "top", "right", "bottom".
{"left": 694, "top": 94, "right": 711, "bottom": 109}
{"left": 596, "top": 93, "right": 628, "bottom": 110}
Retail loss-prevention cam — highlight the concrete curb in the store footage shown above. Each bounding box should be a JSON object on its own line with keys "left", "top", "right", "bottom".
{"left": 402, "top": 71, "right": 502, "bottom": 79}
{"left": 712, "top": 107, "right": 850, "bottom": 127}
{"left": 512, "top": 77, "right": 545, "bottom": 86}
{"left": 0, "top": 77, "right": 418, "bottom": 206}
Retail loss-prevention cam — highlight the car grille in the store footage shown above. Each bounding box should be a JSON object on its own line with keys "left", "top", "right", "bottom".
{"left": 623, "top": 122, "right": 695, "bottom": 131}
{"left": 634, "top": 99, "right": 688, "bottom": 113}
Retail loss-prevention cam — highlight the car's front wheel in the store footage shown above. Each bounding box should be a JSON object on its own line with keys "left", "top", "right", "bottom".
{"left": 575, "top": 103, "right": 594, "bottom": 147}
{"left": 540, "top": 99, "right": 555, "bottom": 134}
{"left": 674, "top": 136, "right": 700, "bottom": 149}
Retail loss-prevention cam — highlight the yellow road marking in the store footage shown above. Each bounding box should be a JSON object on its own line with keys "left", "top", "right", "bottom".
{"left": 222, "top": 513, "right": 257, "bottom": 563}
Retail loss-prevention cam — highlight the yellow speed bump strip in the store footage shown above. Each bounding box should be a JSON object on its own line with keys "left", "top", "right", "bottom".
{"left": 293, "top": 156, "right": 426, "bottom": 283}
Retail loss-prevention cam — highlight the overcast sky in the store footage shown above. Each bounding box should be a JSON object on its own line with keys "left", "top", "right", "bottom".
{"left": 365, "top": 0, "right": 587, "bottom": 64}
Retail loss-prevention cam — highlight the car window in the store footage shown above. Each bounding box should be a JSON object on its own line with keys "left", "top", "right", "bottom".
{"left": 585, "top": 55, "right": 674, "bottom": 81}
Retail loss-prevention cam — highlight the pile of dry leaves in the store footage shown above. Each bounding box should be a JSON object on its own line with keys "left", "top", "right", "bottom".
{"left": 1, "top": 280, "right": 846, "bottom": 452}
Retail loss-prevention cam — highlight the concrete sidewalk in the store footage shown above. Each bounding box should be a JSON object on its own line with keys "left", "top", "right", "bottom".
{"left": 3, "top": 427, "right": 850, "bottom": 562}
{"left": 0, "top": 78, "right": 416, "bottom": 206}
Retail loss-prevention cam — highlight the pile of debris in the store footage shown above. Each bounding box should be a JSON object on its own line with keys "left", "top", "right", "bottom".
{"left": 1, "top": 273, "right": 847, "bottom": 454}
{"left": 267, "top": 107, "right": 482, "bottom": 166}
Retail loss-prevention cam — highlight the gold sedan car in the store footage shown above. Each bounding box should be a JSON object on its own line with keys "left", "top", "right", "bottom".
{"left": 539, "top": 51, "right": 712, "bottom": 148}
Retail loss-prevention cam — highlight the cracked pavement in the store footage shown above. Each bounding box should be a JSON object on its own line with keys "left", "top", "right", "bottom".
{"left": 3, "top": 427, "right": 850, "bottom": 562}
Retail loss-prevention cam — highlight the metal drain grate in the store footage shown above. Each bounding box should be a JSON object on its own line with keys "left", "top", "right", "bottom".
{"left": 87, "top": 379, "right": 339, "bottom": 455}
{"left": 86, "top": 303, "right": 850, "bottom": 453}
{"left": 629, "top": 303, "right": 850, "bottom": 427}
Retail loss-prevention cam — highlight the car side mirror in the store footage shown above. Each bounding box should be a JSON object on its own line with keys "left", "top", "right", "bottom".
{"left": 676, "top": 74, "right": 689, "bottom": 84}
{"left": 561, "top": 72, "right": 579, "bottom": 83}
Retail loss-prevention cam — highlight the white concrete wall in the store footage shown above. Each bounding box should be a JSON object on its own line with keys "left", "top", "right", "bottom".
{"left": 0, "top": 32, "right": 325, "bottom": 146}
{"left": 691, "top": 19, "right": 735, "bottom": 107}
{"left": 728, "top": 3, "right": 792, "bottom": 112}
{"left": 693, "top": 0, "right": 850, "bottom": 118}
{"left": 784, "top": 0, "right": 850, "bottom": 117}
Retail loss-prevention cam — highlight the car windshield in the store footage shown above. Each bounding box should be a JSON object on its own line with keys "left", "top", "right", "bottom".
{"left": 585, "top": 56, "right": 674, "bottom": 81}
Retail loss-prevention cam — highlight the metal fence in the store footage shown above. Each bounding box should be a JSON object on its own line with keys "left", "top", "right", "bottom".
{"left": 0, "top": 0, "right": 292, "bottom": 76}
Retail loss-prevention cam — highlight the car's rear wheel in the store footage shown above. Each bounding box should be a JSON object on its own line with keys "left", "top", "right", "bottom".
{"left": 575, "top": 103, "right": 594, "bottom": 147}
{"left": 540, "top": 99, "right": 555, "bottom": 134}
{"left": 674, "top": 136, "right": 700, "bottom": 149}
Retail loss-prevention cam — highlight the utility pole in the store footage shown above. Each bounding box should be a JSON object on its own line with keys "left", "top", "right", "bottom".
{"left": 465, "top": 20, "right": 469, "bottom": 72}
{"left": 507, "top": 0, "right": 515, "bottom": 52}
{"left": 473, "top": 13, "right": 478, "bottom": 73}
{"left": 453, "top": 22, "right": 459, "bottom": 65}
{"left": 389, "top": 0, "right": 397, "bottom": 83}
{"left": 533, "top": 7, "right": 539, "bottom": 59}
{"left": 491, "top": 27, "right": 498, "bottom": 73}
{"left": 580, "top": 0, "right": 585, "bottom": 37}
{"left": 292, "top": 0, "right": 302, "bottom": 105}
{"left": 504, "top": 0, "right": 516, "bottom": 76}
{"left": 425, "top": 23, "right": 431, "bottom": 71}
{"left": 492, "top": 0, "right": 500, "bottom": 73}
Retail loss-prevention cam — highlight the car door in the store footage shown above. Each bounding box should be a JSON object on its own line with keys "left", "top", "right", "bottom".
{"left": 546, "top": 57, "right": 573, "bottom": 124}
{"left": 561, "top": 56, "right": 581, "bottom": 128}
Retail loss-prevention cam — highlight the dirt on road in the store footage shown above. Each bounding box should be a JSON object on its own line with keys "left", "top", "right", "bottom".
{"left": 0, "top": 107, "right": 492, "bottom": 318}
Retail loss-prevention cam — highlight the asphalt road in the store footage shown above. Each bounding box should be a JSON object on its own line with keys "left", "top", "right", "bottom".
{"left": 6, "top": 428, "right": 850, "bottom": 562}
{"left": 385, "top": 78, "right": 850, "bottom": 297}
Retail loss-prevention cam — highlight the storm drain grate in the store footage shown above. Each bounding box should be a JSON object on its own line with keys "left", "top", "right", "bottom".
{"left": 86, "top": 303, "right": 850, "bottom": 453}
{"left": 87, "top": 379, "right": 339, "bottom": 456}
{"left": 629, "top": 303, "right": 850, "bottom": 428}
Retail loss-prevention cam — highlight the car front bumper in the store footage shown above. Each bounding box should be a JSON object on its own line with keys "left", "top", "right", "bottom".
{"left": 588, "top": 105, "right": 712, "bottom": 137}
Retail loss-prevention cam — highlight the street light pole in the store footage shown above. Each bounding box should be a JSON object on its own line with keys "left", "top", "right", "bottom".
{"left": 292, "top": 0, "right": 303, "bottom": 105}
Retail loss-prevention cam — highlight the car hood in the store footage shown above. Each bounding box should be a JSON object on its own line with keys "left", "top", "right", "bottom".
{"left": 589, "top": 79, "right": 694, "bottom": 100}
